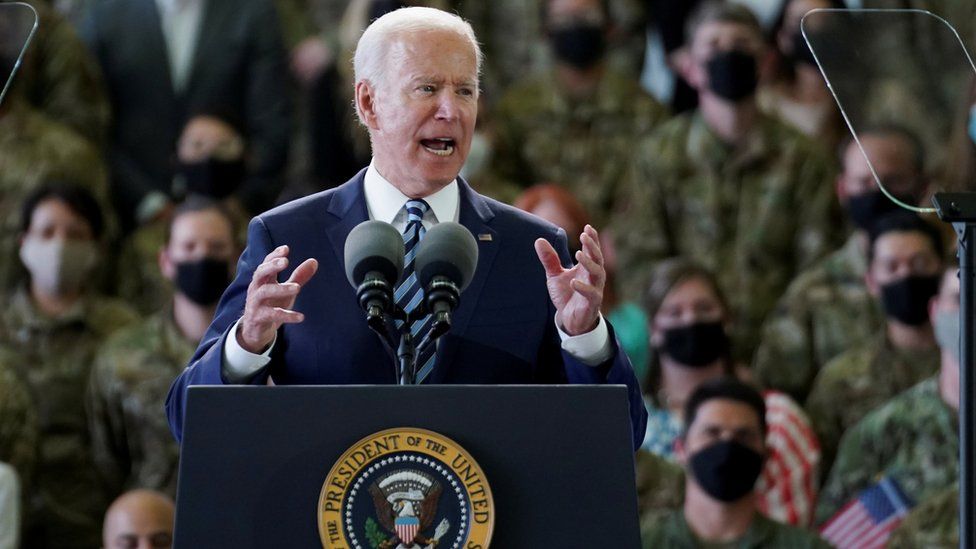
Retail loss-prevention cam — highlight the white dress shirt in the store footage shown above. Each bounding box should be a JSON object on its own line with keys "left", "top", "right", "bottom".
{"left": 155, "top": 0, "right": 204, "bottom": 93}
{"left": 222, "top": 162, "right": 611, "bottom": 382}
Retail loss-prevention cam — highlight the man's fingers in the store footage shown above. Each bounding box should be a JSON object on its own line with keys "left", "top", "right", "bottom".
{"left": 570, "top": 279, "right": 602, "bottom": 302}
{"left": 286, "top": 258, "right": 319, "bottom": 287}
{"left": 580, "top": 227, "right": 604, "bottom": 266}
{"left": 252, "top": 255, "right": 290, "bottom": 288}
{"left": 261, "top": 244, "right": 289, "bottom": 264}
{"left": 252, "top": 282, "right": 302, "bottom": 304}
{"left": 575, "top": 249, "right": 606, "bottom": 287}
{"left": 534, "top": 238, "right": 564, "bottom": 277}
{"left": 271, "top": 307, "right": 305, "bottom": 325}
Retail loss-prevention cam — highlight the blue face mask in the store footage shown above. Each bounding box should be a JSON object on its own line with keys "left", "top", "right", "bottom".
{"left": 968, "top": 104, "right": 976, "bottom": 145}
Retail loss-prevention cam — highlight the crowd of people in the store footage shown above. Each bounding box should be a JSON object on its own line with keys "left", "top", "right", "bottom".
{"left": 0, "top": 0, "right": 973, "bottom": 547}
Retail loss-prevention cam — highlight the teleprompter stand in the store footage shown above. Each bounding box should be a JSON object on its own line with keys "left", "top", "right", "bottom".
{"left": 931, "top": 193, "right": 975, "bottom": 549}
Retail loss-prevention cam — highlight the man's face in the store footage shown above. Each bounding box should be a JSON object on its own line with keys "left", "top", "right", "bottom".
{"left": 545, "top": 0, "right": 606, "bottom": 29}
{"left": 358, "top": 30, "right": 478, "bottom": 197}
{"left": 837, "top": 135, "right": 922, "bottom": 204}
{"left": 159, "top": 209, "right": 235, "bottom": 282}
{"left": 681, "top": 399, "right": 764, "bottom": 461}
{"left": 867, "top": 231, "right": 941, "bottom": 291}
{"left": 102, "top": 501, "right": 174, "bottom": 549}
{"left": 686, "top": 21, "right": 764, "bottom": 92}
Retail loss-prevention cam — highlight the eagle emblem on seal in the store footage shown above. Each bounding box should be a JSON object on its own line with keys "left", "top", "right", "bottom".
{"left": 368, "top": 470, "right": 450, "bottom": 549}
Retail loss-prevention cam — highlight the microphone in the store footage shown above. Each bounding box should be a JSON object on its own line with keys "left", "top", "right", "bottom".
{"left": 415, "top": 222, "right": 479, "bottom": 338}
{"left": 343, "top": 220, "right": 405, "bottom": 330}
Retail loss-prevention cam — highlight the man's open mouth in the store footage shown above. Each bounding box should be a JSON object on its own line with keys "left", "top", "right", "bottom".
{"left": 421, "top": 137, "right": 455, "bottom": 157}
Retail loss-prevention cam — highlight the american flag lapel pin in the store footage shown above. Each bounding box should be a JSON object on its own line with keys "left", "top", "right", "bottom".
{"left": 478, "top": 233, "right": 492, "bottom": 242}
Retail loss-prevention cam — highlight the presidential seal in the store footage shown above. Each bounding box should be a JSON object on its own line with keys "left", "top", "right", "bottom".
{"left": 318, "top": 428, "right": 494, "bottom": 549}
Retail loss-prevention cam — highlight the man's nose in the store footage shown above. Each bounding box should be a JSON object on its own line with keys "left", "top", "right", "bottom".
{"left": 434, "top": 92, "right": 460, "bottom": 121}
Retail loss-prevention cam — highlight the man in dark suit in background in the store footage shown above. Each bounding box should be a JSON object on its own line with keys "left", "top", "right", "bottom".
{"left": 166, "top": 6, "right": 647, "bottom": 449}
{"left": 80, "top": 0, "right": 291, "bottom": 230}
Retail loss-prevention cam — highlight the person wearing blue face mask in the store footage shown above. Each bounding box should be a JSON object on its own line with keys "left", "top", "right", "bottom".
{"left": 641, "top": 377, "right": 831, "bottom": 548}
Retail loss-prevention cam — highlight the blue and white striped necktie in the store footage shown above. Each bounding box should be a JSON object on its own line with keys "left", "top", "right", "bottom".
{"left": 394, "top": 199, "right": 436, "bottom": 383}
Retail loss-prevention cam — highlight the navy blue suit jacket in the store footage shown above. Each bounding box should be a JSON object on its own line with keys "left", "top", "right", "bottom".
{"left": 166, "top": 170, "right": 647, "bottom": 446}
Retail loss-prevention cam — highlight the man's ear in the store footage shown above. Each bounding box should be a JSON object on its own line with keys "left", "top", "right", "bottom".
{"left": 355, "top": 80, "right": 381, "bottom": 131}
{"left": 159, "top": 247, "right": 176, "bottom": 282}
{"left": 674, "top": 436, "right": 687, "bottom": 465}
{"left": 865, "top": 270, "right": 880, "bottom": 297}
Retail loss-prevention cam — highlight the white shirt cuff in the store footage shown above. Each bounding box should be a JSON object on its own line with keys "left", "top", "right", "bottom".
{"left": 556, "top": 313, "right": 613, "bottom": 366}
{"left": 222, "top": 318, "right": 275, "bottom": 383}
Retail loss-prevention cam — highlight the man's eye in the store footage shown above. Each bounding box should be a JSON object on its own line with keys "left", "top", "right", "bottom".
{"left": 458, "top": 87, "right": 473, "bottom": 97}
{"left": 419, "top": 85, "right": 435, "bottom": 93}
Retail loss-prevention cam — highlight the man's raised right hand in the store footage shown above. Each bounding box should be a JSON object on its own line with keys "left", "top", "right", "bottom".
{"left": 237, "top": 244, "right": 318, "bottom": 353}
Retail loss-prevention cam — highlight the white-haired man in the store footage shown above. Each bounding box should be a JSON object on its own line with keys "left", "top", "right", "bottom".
{"left": 166, "top": 7, "right": 647, "bottom": 449}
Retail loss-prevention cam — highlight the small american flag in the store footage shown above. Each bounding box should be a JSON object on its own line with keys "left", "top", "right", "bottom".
{"left": 820, "top": 476, "right": 914, "bottom": 549}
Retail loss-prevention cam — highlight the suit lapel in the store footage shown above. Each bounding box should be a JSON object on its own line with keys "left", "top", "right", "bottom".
{"left": 428, "top": 179, "right": 499, "bottom": 382}
{"left": 324, "top": 169, "right": 371, "bottom": 281}
{"left": 138, "top": 0, "right": 178, "bottom": 98}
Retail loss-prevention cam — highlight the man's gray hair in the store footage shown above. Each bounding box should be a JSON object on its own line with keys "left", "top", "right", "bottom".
{"left": 353, "top": 7, "right": 482, "bottom": 95}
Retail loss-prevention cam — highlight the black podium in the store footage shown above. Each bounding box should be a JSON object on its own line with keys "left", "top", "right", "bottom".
{"left": 174, "top": 385, "right": 642, "bottom": 548}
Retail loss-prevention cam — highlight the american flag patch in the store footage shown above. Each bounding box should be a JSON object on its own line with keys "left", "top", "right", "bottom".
{"left": 820, "top": 476, "right": 914, "bottom": 549}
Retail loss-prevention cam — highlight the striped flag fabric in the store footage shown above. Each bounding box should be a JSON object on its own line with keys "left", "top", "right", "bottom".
{"left": 820, "top": 476, "right": 914, "bottom": 549}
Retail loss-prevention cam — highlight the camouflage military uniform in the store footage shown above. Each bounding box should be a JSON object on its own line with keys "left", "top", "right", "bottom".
{"left": 0, "top": 99, "right": 112, "bottom": 293}
{"left": 487, "top": 68, "right": 668, "bottom": 221}
{"left": 753, "top": 235, "right": 882, "bottom": 403}
{"left": 88, "top": 309, "right": 196, "bottom": 498}
{"left": 804, "top": 333, "right": 939, "bottom": 470}
{"left": 635, "top": 449, "right": 685, "bottom": 526}
{"left": 815, "top": 377, "right": 958, "bottom": 525}
{"left": 887, "top": 483, "right": 959, "bottom": 549}
{"left": 4, "top": 0, "right": 110, "bottom": 146}
{"left": 614, "top": 112, "right": 838, "bottom": 361}
{"left": 0, "top": 287, "right": 139, "bottom": 549}
{"left": 641, "top": 510, "right": 831, "bottom": 548}
{"left": 0, "top": 349, "right": 38, "bottom": 488}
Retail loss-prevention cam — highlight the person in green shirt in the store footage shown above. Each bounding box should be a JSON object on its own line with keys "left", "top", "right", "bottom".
{"left": 641, "top": 377, "right": 829, "bottom": 548}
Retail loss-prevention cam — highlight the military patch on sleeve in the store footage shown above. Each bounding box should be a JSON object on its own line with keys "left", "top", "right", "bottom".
{"left": 318, "top": 427, "right": 494, "bottom": 549}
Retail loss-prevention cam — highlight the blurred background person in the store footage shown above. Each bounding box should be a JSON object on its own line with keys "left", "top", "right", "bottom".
{"left": 486, "top": 0, "right": 667, "bottom": 214}
{"left": 614, "top": 1, "right": 837, "bottom": 363}
{"left": 0, "top": 462, "right": 19, "bottom": 549}
{"left": 0, "top": 351, "right": 36, "bottom": 549}
{"left": 753, "top": 124, "right": 930, "bottom": 402}
{"left": 640, "top": 258, "right": 820, "bottom": 526}
{"left": 804, "top": 211, "right": 944, "bottom": 470}
{"left": 89, "top": 198, "right": 238, "bottom": 499}
{"left": 816, "top": 261, "right": 960, "bottom": 526}
{"left": 758, "top": 0, "right": 845, "bottom": 151}
{"left": 0, "top": 184, "right": 139, "bottom": 548}
{"left": 101, "top": 489, "right": 174, "bottom": 549}
{"left": 641, "top": 378, "right": 829, "bottom": 547}
{"left": 80, "top": 0, "right": 292, "bottom": 233}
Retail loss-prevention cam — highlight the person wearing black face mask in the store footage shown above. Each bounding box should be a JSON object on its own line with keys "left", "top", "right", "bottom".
{"left": 804, "top": 211, "right": 943, "bottom": 471}
{"left": 639, "top": 258, "right": 822, "bottom": 527}
{"left": 612, "top": 1, "right": 838, "bottom": 366}
{"left": 484, "top": 0, "right": 667, "bottom": 224}
{"left": 641, "top": 378, "right": 830, "bottom": 548}
{"left": 88, "top": 197, "right": 238, "bottom": 499}
{"left": 754, "top": 125, "right": 930, "bottom": 403}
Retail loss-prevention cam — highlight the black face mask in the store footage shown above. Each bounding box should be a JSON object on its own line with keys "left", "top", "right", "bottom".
{"left": 176, "top": 258, "right": 231, "bottom": 306}
{"left": 550, "top": 24, "right": 606, "bottom": 70}
{"left": 689, "top": 440, "right": 764, "bottom": 503}
{"left": 880, "top": 275, "right": 940, "bottom": 326}
{"left": 662, "top": 321, "right": 729, "bottom": 367}
{"left": 790, "top": 31, "right": 817, "bottom": 67}
{"left": 706, "top": 49, "right": 758, "bottom": 102}
{"left": 179, "top": 158, "right": 246, "bottom": 200}
{"left": 845, "top": 190, "right": 905, "bottom": 231}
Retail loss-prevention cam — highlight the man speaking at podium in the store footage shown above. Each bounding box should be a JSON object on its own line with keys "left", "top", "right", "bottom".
{"left": 166, "top": 7, "right": 646, "bottom": 449}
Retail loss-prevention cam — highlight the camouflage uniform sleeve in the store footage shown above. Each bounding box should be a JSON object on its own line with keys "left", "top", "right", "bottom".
{"left": 31, "top": 3, "right": 110, "bottom": 147}
{"left": 887, "top": 485, "right": 959, "bottom": 549}
{"left": 752, "top": 283, "right": 819, "bottom": 402}
{"left": 0, "top": 356, "right": 37, "bottom": 488}
{"left": 610, "top": 131, "right": 676, "bottom": 302}
{"left": 85, "top": 341, "right": 130, "bottom": 496}
{"left": 481, "top": 88, "right": 535, "bottom": 204}
{"left": 635, "top": 450, "right": 684, "bottom": 525}
{"left": 804, "top": 351, "right": 861, "bottom": 470}
{"left": 814, "top": 410, "right": 889, "bottom": 525}
{"left": 789, "top": 138, "right": 838, "bottom": 272}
